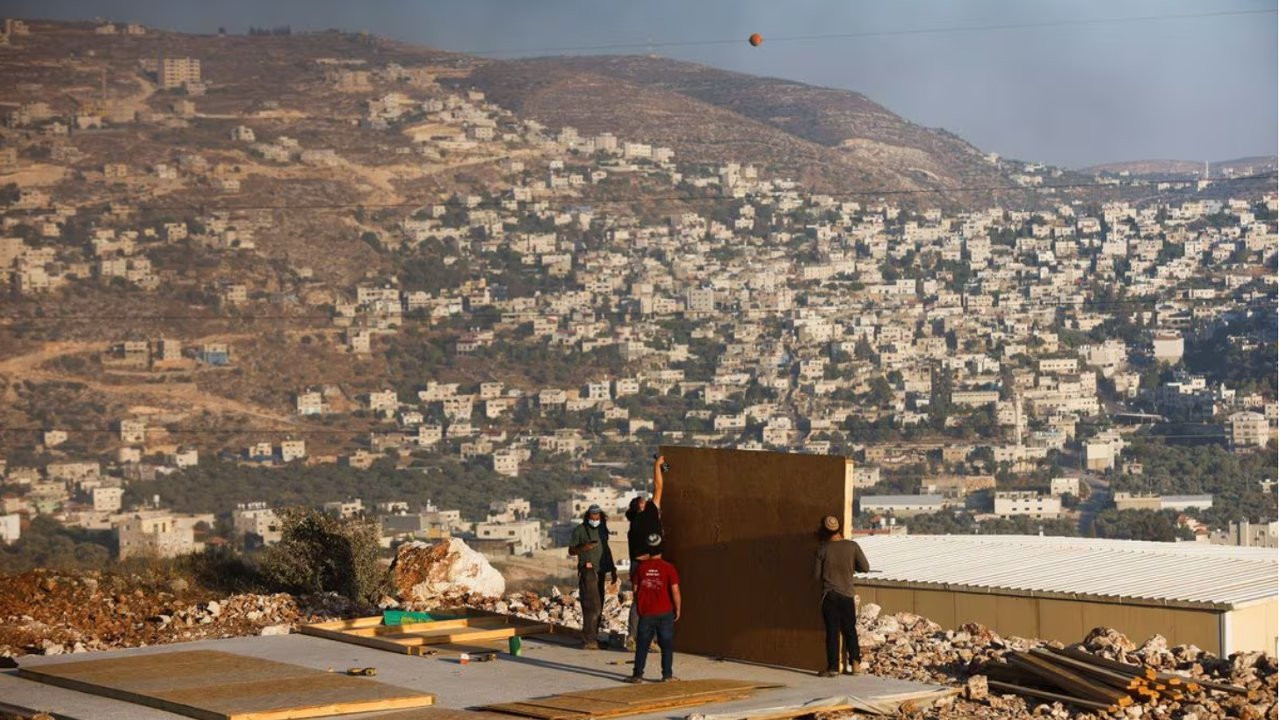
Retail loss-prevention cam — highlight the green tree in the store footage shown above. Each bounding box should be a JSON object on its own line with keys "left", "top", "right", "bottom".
{"left": 259, "top": 508, "right": 388, "bottom": 603}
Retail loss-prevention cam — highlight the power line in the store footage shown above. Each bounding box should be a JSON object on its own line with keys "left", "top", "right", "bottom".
{"left": 115, "top": 172, "right": 1278, "bottom": 215}
{"left": 459, "top": 8, "right": 1279, "bottom": 56}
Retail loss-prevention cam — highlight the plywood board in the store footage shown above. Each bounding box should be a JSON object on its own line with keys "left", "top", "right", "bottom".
{"left": 17, "top": 650, "right": 435, "bottom": 720}
{"left": 480, "top": 679, "right": 773, "bottom": 720}
{"left": 355, "top": 710, "right": 514, "bottom": 720}
{"left": 659, "top": 446, "right": 853, "bottom": 672}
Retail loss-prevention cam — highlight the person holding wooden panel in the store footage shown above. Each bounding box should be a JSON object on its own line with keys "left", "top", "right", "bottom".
{"left": 814, "top": 514, "right": 871, "bottom": 677}
{"left": 623, "top": 453, "right": 666, "bottom": 650}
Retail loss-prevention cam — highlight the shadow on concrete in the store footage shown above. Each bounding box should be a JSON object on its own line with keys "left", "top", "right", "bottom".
{"left": 498, "top": 652, "right": 634, "bottom": 683}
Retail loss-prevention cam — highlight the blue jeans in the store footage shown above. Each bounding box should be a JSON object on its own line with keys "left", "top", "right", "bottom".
{"left": 633, "top": 612, "right": 675, "bottom": 679}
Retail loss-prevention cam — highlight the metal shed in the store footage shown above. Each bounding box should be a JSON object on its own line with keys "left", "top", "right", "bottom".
{"left": 853, "top": 535, "right": 1277, "bottom": 655}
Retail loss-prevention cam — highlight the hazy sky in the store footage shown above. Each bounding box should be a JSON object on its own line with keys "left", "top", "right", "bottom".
{"left": 4, "top": 0, "right": 1276, "bottom": 167}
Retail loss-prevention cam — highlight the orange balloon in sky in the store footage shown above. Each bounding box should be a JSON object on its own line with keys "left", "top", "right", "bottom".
{"left": 748, "top": 33, "right": 763, "bottom": 47}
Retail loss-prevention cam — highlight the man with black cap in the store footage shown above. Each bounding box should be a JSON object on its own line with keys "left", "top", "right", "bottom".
{"left": 624, "top": 532, "right": 681, "bottom": 684}
{"left": 624, "top": 454, "right": 666, "bottom": 650}
{"left": 815, "top": 514, "right": 870, "bottom": 677}
{"left": 569, "top": 504, "right": 606, "bottom": 649}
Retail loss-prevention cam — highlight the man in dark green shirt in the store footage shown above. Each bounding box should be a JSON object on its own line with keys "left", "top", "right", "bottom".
{"left": 569, "top": 504, "right": 606, "bottom": 649}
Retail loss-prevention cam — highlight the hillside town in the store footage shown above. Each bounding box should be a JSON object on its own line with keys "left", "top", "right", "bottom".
{"left": 0, "top": 20, "right": 1276, "bottom": 569}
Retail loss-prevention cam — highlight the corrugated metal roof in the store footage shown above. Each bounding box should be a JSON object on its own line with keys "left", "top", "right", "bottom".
{"left": 860, "top": 495, "right": 945, "bottom": 505}
{"left": 854, "top": 535, "right": 1277, "bottom": 610}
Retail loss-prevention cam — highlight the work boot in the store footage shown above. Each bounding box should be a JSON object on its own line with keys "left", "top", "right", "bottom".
{"left": 624, "top": 637, "right": 636, "bottom": 652}
{"left": 661, "top": 676, "right": 680, "bottom": 683}
{"left": 818, "top": 669, "right": 839, "bottom": 678}
{"left": 843, "top": 664, "right": 863, "bottom": 676}
{"left": 623, "top": 675, "right": 643, "bottom": 684}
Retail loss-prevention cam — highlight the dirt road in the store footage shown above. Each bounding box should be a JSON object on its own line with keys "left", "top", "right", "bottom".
{"left": 0, "top": 335, "right": 297, "bottom": 425}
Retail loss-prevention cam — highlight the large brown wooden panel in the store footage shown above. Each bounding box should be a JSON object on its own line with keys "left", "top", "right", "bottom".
{"left": 658, "top": 445, "right": 852, "bottom": 672}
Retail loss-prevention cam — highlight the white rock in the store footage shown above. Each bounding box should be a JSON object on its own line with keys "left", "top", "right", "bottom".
{"left": 260, "top": 624, "right": 291, "bottom": 636}
{"left": 858, "top": 602, "right": 881, "bottom": 621}
{"left": 393, "top": 538, "right": 506, "bottom": 605}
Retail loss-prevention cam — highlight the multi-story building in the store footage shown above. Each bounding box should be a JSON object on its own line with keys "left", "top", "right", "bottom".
{"left": 1209, "top": 520, "right": 1278, "bottom": 549}
{"left": 160, "top": 57, "right": 201, "bottom": 90}
{"left": 296, "top": 390, "right": 325, "bottom": 415}
{"left": 280, "top": 439, "right": 306, "bottom": 463}
{"left": 492, "top": 449, "right": 520, "bottom": 477}
{"left": 232, "top": 503, "right": 282, "bottom": 547}
{"left": 993, "top": 491, "right": 1062, "bottom": 519}
{"left": 115, "top": 511, "right": 208, "bottom": 559}
{"left": 92, "top": 486, "right": 124, "bottom": 512}
{"left": 558, "top": 486, "right": 625, "bottom": 520}
{"left": 1229, "top": 411, "right": 1270, "bottom": 449}
{"left": 473, "top": 520, "right": 542, "bottom": 556}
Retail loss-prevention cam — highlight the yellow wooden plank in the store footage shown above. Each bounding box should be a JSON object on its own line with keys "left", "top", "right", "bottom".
{"left": 558, "top": 679, "right": 767, "bottom": 705}
{"left": 298, "top": 625, "right": 418, "bottom": 654}
{"left": 346, "top": 618, "right": 480, "bottom": 637}
{"left": 481, "top": 703, "right": 579, "bottom": 720}
{"left": 349, "top": 710, "right": 515, "bottom": 720}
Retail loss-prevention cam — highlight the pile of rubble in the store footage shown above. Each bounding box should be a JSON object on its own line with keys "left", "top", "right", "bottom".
{"left": 849, "top": 603, "right": 1277, "bottom": 720}
{"left": 471, "top": 586, "right": 632, "bottom": 636}
{"left": 3, "top": 544, "right": 1274, "bottom": 720}
{"left": 447, "top": 581, "right": 1277, "bottom": 720}
{"left": 0, "top": 569, "right": 361, "bottom": 658}
{"left": 391, "top": 539, "right": 629, "bottom": 634}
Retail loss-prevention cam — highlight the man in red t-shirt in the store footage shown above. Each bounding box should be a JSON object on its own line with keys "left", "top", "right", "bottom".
{"left": 624, "top": 533, "right": 681, "bottom": 683}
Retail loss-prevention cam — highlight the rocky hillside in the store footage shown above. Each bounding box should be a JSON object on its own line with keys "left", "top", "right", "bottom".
{"left": 465, "top": 55, "right": 1016, "bottom": 202}
{"left": 1084, "top": 156, "right": 1278, "bottom": 177}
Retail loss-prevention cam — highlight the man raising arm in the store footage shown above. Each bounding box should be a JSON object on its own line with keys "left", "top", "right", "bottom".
{"left": 624, "top": 453, "right": 667, "bottom": 650}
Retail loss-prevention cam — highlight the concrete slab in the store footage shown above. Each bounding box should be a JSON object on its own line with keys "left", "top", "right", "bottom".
{"left": 3, "top": 634, "right": 947, "bottom": 720}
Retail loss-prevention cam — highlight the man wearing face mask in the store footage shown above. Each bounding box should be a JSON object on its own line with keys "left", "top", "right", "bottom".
{"left": 568, "top": 504, "right": 606, "bottom": 649}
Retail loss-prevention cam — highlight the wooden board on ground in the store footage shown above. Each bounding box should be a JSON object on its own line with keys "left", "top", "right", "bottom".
{"left": 345, "top": 710, "right": 517, "bottom": 720}
{"left": 16, "top": 649, "right": 435, "bottom": 720}
{"left": 479, "top": 678, "right": 777, "bottom": 720}
{"left": 300, "top": 612, "right": 552, "bottom": 657}
{"left": 659, "top": 445, "right": 853, "bottom": 673}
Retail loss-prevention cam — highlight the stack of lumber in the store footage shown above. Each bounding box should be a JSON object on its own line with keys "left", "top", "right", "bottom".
{"left": 479, "top": 679, "right": 780, "bottom": 720}
{"left": 982, "top": 646, "right": 1248, "bottom": 713}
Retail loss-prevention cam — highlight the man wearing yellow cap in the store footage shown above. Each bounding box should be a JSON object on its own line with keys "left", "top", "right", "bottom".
{"left": 814, "top": 515, "right": 870, "bottom": 677}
